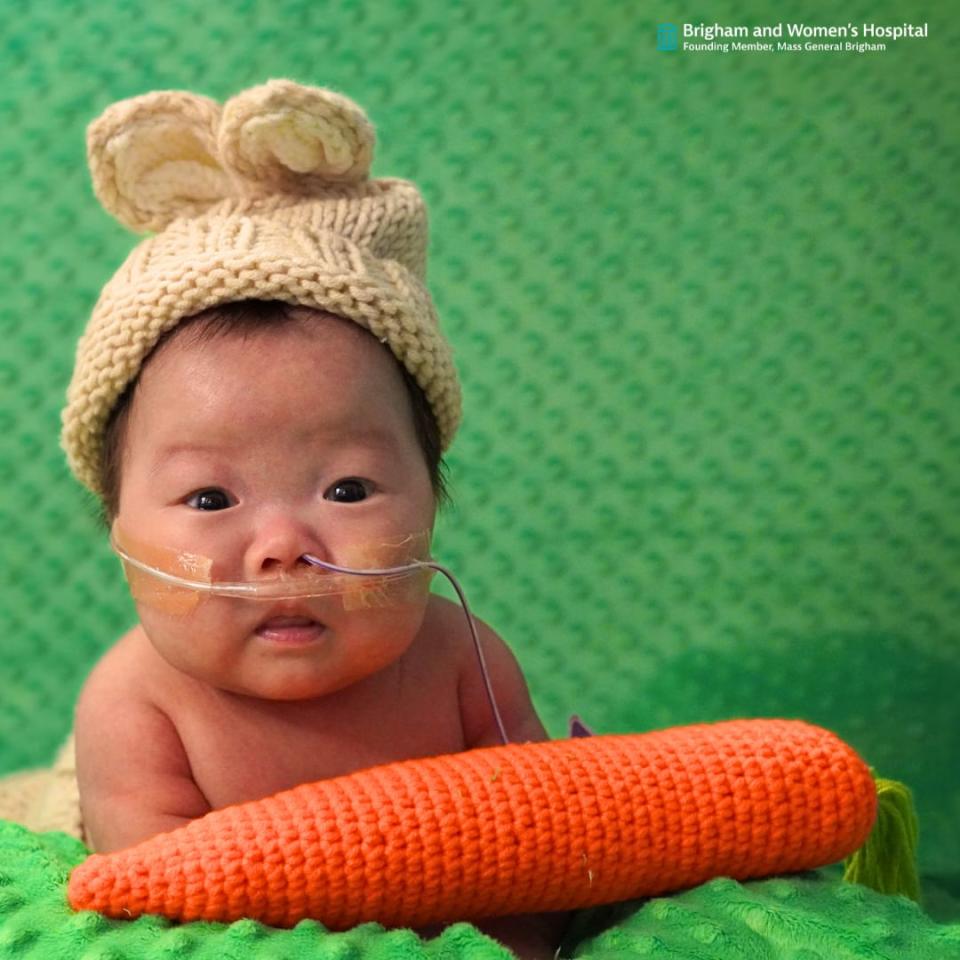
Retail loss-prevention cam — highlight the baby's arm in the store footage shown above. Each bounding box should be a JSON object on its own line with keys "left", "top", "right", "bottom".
{"left": 74, "top": 649, "right": 211, "bottom": 853}
{"left": 458, "top": 616, "right": 549, "bottom": 748}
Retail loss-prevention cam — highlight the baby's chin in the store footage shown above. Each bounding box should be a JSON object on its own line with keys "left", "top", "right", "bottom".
{"left": 193, "top": 656, "right": 370, "bottom": 701}
{"left": 217, "top": 675, "right": 348, "bottom": 702}
{"left": 160, "top": 647, "right": 404, "bottom": 703}
{"left": 171, "top": 668, "right": 362, "bottom": 703}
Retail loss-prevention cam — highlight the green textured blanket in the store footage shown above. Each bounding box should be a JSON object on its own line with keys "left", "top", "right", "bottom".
{"left": 0, "top": 820, "right": 958, "bottom": 959}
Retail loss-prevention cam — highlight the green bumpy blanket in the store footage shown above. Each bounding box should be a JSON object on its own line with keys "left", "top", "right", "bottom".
{"left": 1, "top": 820, "right": 958, "bottom": 959}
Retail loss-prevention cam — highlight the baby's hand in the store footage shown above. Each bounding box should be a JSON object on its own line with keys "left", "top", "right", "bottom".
{"left": 74, "top": 637, "right": 210, "bottom": 853}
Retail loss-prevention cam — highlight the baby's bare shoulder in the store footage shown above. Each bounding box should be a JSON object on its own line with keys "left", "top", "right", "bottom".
{"left": 421, "top": 591, "right": 468, "bottom": 631}
{"left": 74, "top": 626, "right": 211, "bottom": 851}
{"left": 76, "top": 625, "right": 149, "bottom": 707}
{"left": 418, "top": 592, "right": 482, "bottom": 665}
{"left": 76, "top": 624, "right": 184, "bottom": 710}
{"left": 423, "top": 595, "right": 549, "bottom": 748}
{"left": 74, "top": 625, "right": 182, "bottom": 759}
{"left": 420, "top": 592, "right": 516, "bottom": 667}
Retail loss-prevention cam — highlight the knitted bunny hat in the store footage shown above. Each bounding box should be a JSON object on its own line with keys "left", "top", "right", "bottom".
{"left": 61, "top": 78, "right": 461, "bottom": 497}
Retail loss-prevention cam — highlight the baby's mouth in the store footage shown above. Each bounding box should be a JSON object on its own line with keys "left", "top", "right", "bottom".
{"left": 254, "top": 614, "right": 326, "bottom": 646}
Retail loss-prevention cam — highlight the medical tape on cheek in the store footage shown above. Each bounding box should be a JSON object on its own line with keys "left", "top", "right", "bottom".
{"left": 332, "top": 530, "right": 435, "bottom": 611}
{"left": 109, "top": 524, "right": 435, "bottom": 614}
{"left": 110, "top": 523, "right": 211, "bottom": 615}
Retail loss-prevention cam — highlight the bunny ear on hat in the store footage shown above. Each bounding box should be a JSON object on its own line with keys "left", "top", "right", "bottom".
{"left": 86, "top": 90, "right": 230, "bottom": 234}
{"left": 217, "top": 79, "right": 376, "bottom": 194}
{"left": 85, "top": 80, "right": 377, "bottom": 233}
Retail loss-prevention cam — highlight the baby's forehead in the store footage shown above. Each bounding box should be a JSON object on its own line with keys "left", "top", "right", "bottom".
{"left": 143, "top": 315, "right": 397, "bottom": 389}
{"left": 130, "top": 320, "right": 414, "bottom": 449}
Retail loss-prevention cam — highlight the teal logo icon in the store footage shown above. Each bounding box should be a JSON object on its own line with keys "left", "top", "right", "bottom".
{"left": 657, "top": 23, "right": 678, "bottom": 50}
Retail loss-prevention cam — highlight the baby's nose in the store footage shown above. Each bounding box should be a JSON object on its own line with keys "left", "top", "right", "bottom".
{"left": 245, "top": 514, "right": 326, "bottom": 578}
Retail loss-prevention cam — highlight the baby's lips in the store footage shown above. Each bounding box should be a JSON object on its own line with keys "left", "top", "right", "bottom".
{"left": 253, "top": 600, "right": 325, "bottom": 631}
{"left": 257, "top": 615, "right": 318, "bottom": 630}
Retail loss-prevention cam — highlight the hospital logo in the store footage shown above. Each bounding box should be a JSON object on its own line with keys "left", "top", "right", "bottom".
{"left": 657, "top": 23, "right": 678, "bottom": 50}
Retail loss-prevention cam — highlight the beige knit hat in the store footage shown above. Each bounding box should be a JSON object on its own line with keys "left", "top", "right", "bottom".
{"left": 61, "top": 78, "right": 461, "bottom": 497}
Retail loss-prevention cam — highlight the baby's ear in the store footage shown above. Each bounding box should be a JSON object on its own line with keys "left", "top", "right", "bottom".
{"left": 86, "top": 89, "right": 232, "bottom": 234}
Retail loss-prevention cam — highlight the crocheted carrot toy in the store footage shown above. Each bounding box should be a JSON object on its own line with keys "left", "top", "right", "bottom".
{"left": 68, "top": 718, "right": 884, "bottom": 930}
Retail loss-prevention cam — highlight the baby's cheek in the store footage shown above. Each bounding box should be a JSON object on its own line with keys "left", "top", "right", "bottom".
{"left": 135, "top": 602, "right": 239, "bottom": 677}
{"left": 340, "top": 600, "right": 428, "bottom": 669}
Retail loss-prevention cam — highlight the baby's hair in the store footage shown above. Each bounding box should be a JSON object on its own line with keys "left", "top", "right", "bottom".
{"left": 97, "top": 299, "right": 451, "bottom": 529}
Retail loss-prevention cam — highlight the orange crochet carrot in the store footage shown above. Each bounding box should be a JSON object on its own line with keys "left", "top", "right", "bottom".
{"left": 68, "top": 718, "right": 877, "bottom": 930}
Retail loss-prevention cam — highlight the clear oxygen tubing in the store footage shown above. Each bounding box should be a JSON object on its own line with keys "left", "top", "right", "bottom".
{"left": 111, "top": 539, "right": 416, "bottom": 599}
{"left": 302, "top": 552, "right": 510, "bottom": 747}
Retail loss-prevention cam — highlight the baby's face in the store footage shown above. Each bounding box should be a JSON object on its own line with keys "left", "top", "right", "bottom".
{"left": 114, "top": 315, "right": 437, "bottom": 701}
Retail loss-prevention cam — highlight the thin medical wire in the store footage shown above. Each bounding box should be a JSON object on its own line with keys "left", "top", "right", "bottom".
{"left": 302, "top": 553, "right": 510, "bottom": 746}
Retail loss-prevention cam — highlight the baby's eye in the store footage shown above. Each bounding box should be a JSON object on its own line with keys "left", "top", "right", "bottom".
{"left": 324, "top": 478, "right": 372, "bottom": 503}
{"left": 185, "top": 488, "right": 235, "bottom": 511}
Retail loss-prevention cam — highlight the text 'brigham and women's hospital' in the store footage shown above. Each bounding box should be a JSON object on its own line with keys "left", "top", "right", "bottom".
{"left": 683, "top": 22, "right": 928, "bottom": 42}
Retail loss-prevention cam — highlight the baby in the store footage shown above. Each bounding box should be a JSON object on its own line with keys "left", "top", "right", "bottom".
{"left": 62, "top": 82, "right": 571, "bottom": 959}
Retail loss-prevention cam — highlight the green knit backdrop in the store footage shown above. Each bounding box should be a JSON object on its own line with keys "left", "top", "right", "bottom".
{"left": 0, "top": 0, "right": 957, "bottom": 914}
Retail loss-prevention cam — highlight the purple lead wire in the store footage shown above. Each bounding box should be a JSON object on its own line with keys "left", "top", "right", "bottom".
{"left": 301, "top": 553, "right": 510, "bottom": 746}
